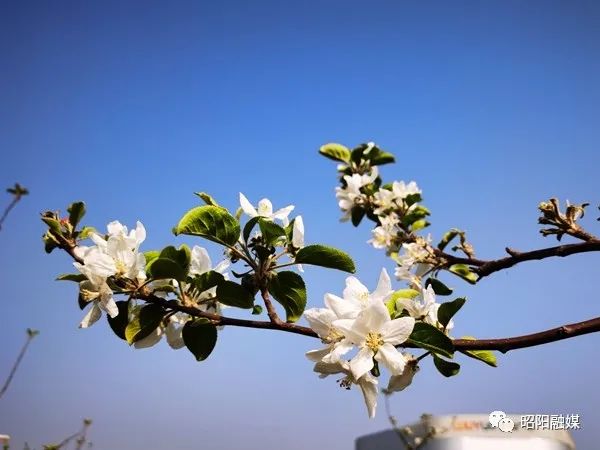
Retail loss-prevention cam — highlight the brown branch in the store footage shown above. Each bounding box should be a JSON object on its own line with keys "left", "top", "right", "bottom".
{"left": 54, "top": 235, "right": 600, "bottom": 353}
{"left": 436, "top": 239, "right": 600, "bottom": 279}
{"left": 453, "top": 316, "right": 600, "bottom": 353}
{"left": 261, "top": 287, "right": 282, "bottom": 324}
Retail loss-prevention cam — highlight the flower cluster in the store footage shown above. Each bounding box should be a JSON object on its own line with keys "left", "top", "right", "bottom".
{"left": 74, "top": 221, "right": 147, "bottom": 328}
{"left": 304, "top": 270, "right": 421, "bottom": 417}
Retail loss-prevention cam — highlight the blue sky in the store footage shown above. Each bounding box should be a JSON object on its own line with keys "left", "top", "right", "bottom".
{"left": 1, "top": 1, "right": 599, "bottom": 448}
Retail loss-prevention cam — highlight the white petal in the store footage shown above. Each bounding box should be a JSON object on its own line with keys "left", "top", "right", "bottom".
{"left": 350, "top": 347, "right": 375, "bottom": 380}
{"left": 100, "top": 296, "right": 119, "bottom": 318}
{"left": 257, "top": 198, "right": 273, "bottom": 217}
{"left": 133, "top": 221, "right": 146, "bottom": 246}
{"left": 313, "top": 360, "right": 346, "bottom": 376}
{"left": 343, "top": 276, "right": 369, "bottom": 302}
{"left": 375, "top": 343, "right": 406, "bottom": 375}
{"left": 324, "top": 293, "right": 360, "bottom": 319}
{"left": 371, "top": 268, "right": 392, "bottom": 301}
{"left": 107, "top": 221, "right": 126, "bottom": 237}
{"left": 79, "top": 303, "right": 102, "bottom": 328}
{"left": 306, "top": 346, "right": 333, "bottom": 362}
{"left": 292, "top": 216, "right": 304, "bottom": 248}
{"left": 133, "top": 327, "right": 163, "bottom": 349}
{"left": 165, "top": 323, "right": 185, "bottom": 349}
{"left": 272, "top": 205, "right": 295, "bottom": 221}
{"left": 190, "top": 246, "right": 212, "bottom": 275}
{"left": 304, "top": 308, "right": 337, "bottom": 338}
{"left": 239, "top": 193, "right": 258, "bottom": 217}
{"left": 358, "top": 375, "right": 379, "bottom": 419}
{"left": 352, "top": 300, "right": 389, "bottom": 337}
{"left": 380, "top": 316, "right": 415, "bottom": 345}
{"left": 387, "top": 362, "right": 418, "bottom": 393}
{"left": 331, "top": 319, "right": 363, "bottom": 344}
{"left": 322, "top": 341, "right": 353, "bottom": 363}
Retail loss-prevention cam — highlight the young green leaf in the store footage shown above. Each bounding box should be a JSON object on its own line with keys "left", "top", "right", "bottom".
{"left": 195, "top": 192, "right": 219, "bottom": 206}
{"left": 437, "top": 297, "right": 466, "bottom": 328}
{"left": 407, "top": 322, "right": 454, "bottom": 358}
{"left": 216, "top": 280, "right": 255, "bottom": 308}
{"left": 159, "top": 245, "right": 191, "bottom": 271}
{"left": 125, "top": 304, "right": 165, "bottom": 345}
{"left": 143, "top": 250, "right": 160, "bottom": 265}
{"left": 182, "top": 318, "right": 218, "bottom": 361}
{"left": 258, "top": 218, "right": 286, "bottom": 246}
{"left": 294, "top": 244, "right": 355, "bottom": 273}
{"left": 459, "top": 336, "right": 498, "bottom": 367}
{"left": 189, "top": 270, "right": 225, "bottom": 294}
{"left": 67, "top": 201, "right": 86, "bottom": 228}
{"left": 107, "top": 301, "right": 130, "bottom": 340}
{"left": 147, "top": 257, "right": 188, "bottom": 281}
{"left": 243, "top": 216, "right": 260, "bottom": 242}
{"left": 268, "top": 271, "right": 307, "bottom": 323}
{"left": 433, "top": 354, "right": 460, "bottom": 377}
{"left": 56, "top": 273, "right": 87, "bottom": 282}
{"left": 319, "top": 143, "right": 351, "bottom": 163}
{"left": 174, "top": 205, "right": 240, "bottom": 246}
{"left": 449, "top": 264, "right": 479, "bottom": 284}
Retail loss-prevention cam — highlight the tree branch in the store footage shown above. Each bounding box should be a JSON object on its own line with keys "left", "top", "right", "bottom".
{"left": 55, "top": 237, "right": 600, "bottom": 353}
{"left": 437, "top": 239, "right": 600, "bottom": 279}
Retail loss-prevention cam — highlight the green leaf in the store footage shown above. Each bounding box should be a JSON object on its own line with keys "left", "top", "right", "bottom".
{"left": 437, "top": 229, "right": 461, "bottom": 251}
{"left": 174, "top": 205, "right": 240, "bottom": 246}
{"left": 294, "top": 244, "right": 355, "bottom": 273}
{"left": 182, "top": 318, "right": 217, "bottom": 361}
{"left": 319, "top": 143, "right": 351, "bottom": 163}
{"left": 407, "top": 322, "right": 454, "bottom": 358}
{"left": 56, "top": 273, "right": 87, "bottom": 282}
{"left": 425, "top": 278, "right": 453, "bottom": 296}
{"left": 216, "top": 280, "right": 255, "bottom": 308}
{"left": 411, "top": 219, "right": 429, "bottom": 232}
{"left": 195, "top": 192, "right": 219, "bottom": 206}
{"left": 147, "top": 257, "right": 188, "bottom": 281}
{"left": 385, "top": 298, "right": 396, "bottom": 317}
{"left": 243, "top": 216, "right": 260, "bottom": 242}
{"left": 67, "top": 201, "right": 86, "bottom": 228}
{"left": 437, "top": 297, "right": 466, "bottom": 328}
{"left": 433, "top": 354, "right": 460, "bottom": 377}
{"left": 107, "top": 301, "right": 129, "bottom": 340}
{"left": 388, "top": 289, "right": 420, "bottom": 303}
{"left": 125, "top": 304, "right": 165, "bottom": 344}
{"left": 258, "top": 218, "right": 286, "bottom": 246}
{"left": 189, "top": 270, "right": 225, "bottom": 294}
{"left": 268, "top": 271, "right": 307, "bottom": 322}
{"left": 351, "top": 207, "right": 365, "bottom": 227}
{"left": 144, "top": 250, "right": 160, "bottom": 265}
{"left": 459, "top": 336, "right": 498, "bottom": 367}
{"left": 78, "top": 226, "right": 96, "bottom": 240}
{"left": 367, "top": 148, "right": 395, "bottom": 166}
{"left": 159, "top": 245, "right": 191, "bottom": 271}
{"left": 449, "top": 264, "right": 479, "bottom": 284}
{"left": 41, "top": 216, "right": 62, "bottom": 234}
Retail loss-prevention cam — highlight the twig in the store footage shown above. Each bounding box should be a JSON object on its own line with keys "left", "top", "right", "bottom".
{"left": 0, "top": 184, "right": 28, "bottom": 232}
{"left": 0, "top": 329, "right": 39, "bottom": 400}
{"left": 436, "top": 239, "right": 600, "bottom": 279}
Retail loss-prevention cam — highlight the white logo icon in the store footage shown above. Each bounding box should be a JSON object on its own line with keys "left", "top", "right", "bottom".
{"left": 498, "top": 417, "right": 515, "bottom": 433}
{"left": 489, "top": 410, "right": 506, "bottom": 428}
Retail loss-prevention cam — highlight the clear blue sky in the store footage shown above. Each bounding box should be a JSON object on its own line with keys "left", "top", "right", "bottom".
{"left": 1, "top": 1, "right": 599, "bottom": 449}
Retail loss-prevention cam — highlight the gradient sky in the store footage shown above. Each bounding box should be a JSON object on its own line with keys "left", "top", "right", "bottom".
{"left": 1, "top": 1, "right": 599, "bottom": 449}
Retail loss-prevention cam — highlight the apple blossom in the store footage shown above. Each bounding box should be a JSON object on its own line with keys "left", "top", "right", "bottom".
{"left": 334, "top": 300, "right": 415, "bottom": 380}
{"left": 239, "top": 192, "right": 295, "bottom": 226}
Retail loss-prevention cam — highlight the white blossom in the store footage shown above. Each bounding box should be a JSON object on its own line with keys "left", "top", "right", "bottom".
{"left": 335, "top": 167, "right": 379, "bottom": 221}
{"left": 292, "top": 216, "right": 304, "bottom": 248}
{"left": 334, "top": 300, "right": 415, "bottom": 380}
{"left": 239, "top": 193, "right": 294, "bottom": 226}
{"left": 386, "top": 353, "right": 419, "bottom": 393}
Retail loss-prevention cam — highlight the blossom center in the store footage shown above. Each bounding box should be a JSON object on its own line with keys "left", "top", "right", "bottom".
{"left": 324, "top": 328, "right": 344, "bottom": 344}
{"left": 115, "top": 259, "right": 127, "bottom": 276}
{"left": 365, "top": 331, "right": 384, "bottom": 351}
